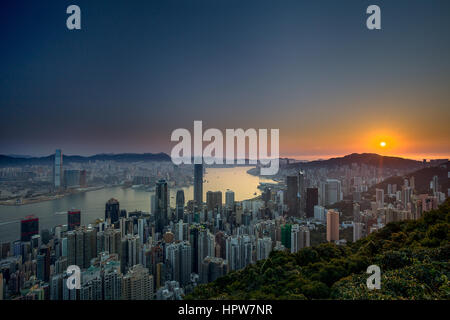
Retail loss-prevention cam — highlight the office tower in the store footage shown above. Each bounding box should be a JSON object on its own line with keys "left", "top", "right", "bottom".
{"left": 105, "top": 198, "right": 120, "bottom": 225}
{"left": 67, "top": 231, "right": 76, "bottom": 265}
{"left": 138, "top": 218, "right": 145, "bottom": 244}
{"left": 20, "top": 215, "right": 39, "bottom": 242}
{"left": 179, "top": 242, "right": 192, "bottom": 286}
{"left": 155, "top": 179, "right": 168, "bottom": 234}
{"left": 353, "top": 222, "right": 364, "bottom": 242}
{"left": 150, "top": 194, "right": 156, "bottom": 214}
{"left": 225, "top": 190, "right": 235, "bottom": 209}
{"left": 53, "top": 149, "right": 63, "bottom": 189}
{"left": 194, "top": 163, "right": 203, "bottom": 205}
{"left": 176, "top": 190, "right": 185, "bottom": 221}
{"left": 206, "top": 191, "right": 222, "bottom": 212}
{"left": 326, "top": 209, "right": 339, "bottom": 242}
{"left": 122, "top": 264, "right": 154, "bottom": 300}
{"left": 298, "top": 171, "right": 306, "bottom": 215}
{"left": 68, "top": 209, "right": 81, "bottom": 231}
{"left": 306, "top": 188, "right": 318, "bottom": 218}
{"left": 286, "top": 175, "right": 299, "bottom": 216}
{"left": 200, "top": 256, "right": 228, "bottom": 284}
{"left": 376, "top": 188, "right": 384, "bottom": 208}
{"left": 256, "top": 237, "right": 272, "bottom": 260}
{"left": 37, "top": 245, "right": 51, "bottom": 282}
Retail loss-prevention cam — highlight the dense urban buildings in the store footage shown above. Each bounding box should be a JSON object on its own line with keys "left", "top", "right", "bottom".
{"left": 0, "top": 155, "right": 448, "bottom": 300}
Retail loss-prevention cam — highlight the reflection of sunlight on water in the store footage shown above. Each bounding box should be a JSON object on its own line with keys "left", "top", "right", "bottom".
{"left": 0, "top": 166, "right": 276, "bottom": 242}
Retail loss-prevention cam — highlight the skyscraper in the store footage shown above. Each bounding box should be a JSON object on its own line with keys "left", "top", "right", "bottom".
{"left": 320, "top": 179, "right": 342, "bottom": 206}
{"left": 176, "top": 190, "right": 185, "bottom": 221}
{"left": 225, "top": 190, "right": 235, "bottom": 209}
{"left": 21, "top": 215, "right": 39, "bottom": 242}
{"left": 298, "top": 171, "right": 306, "bottom": 215}
{"left": 286, "top": 175, "right": 298, "bottom": 216}
{"left": 53, "top": 149, "right": 63, "bottom": 189}
{"left": 105, "top": 198, "right": 120, "bottom": 225}
{"left": 155, "top": 179, "right": 168, "bottom": 233}
{"left": 306, "top": 188, "right": 318, "bottom": 218}
{"left": 194, "top": 164, "right": 203, "bottom": 206}
{"left": 68, "top": 209, "right": 81, "bottom": 231}
{"left": 326, "top": 209, "right": 339, "bottom": 242}
{"left": 206, "top": 191, "right": 222, "bottom": 212}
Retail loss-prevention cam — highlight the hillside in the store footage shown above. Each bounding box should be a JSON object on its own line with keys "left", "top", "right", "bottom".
{"left": 287, "top": 153, "right": 423, "bottom": 171}
{"left": 186, "top": 199, "right": 450, "bottom": 300}
{"left": 369, "top": 161, "right": 449, "bottom": 195}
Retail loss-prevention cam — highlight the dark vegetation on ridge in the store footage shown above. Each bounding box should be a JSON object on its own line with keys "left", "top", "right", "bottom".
{"left": 186, "top": 199, "right": 450, "bottom": 300}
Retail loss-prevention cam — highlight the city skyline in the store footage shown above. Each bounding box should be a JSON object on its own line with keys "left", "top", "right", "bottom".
{"left": 1, "top": 0, "right": 449, "bottom": 159}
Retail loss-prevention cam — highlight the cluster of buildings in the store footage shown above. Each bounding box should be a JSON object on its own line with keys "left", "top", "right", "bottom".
{"left": 0, "top": 152, "right": 447, "bottom": 300}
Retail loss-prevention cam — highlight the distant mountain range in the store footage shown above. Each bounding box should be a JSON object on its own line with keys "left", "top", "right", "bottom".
{"left": 0, "top": 153, "right": 171, "bottom": 166}
{"left": 286, "top": 153, "right": 424, "bottom": 170}
{"left": 0, "top": 152, "right": 442, "bottom": 170}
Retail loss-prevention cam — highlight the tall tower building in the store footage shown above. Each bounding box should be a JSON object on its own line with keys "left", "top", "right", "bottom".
{"left": 175, "top": 190, "right": 185, "bottom": 221}
{"left": 326, "top": 209, "right": 339, "bottom": 242}
{"left": 298, "top": 171, "right": 306, "bottom": 215}
{"left": 105, "top": 198, "right": 120, "bottom": 225}
{"left": 225, "top": 190, "right": 235, "bottom": 210}
{"left": 376, "top": 188, "right": 385, "bottom": 208}
{"left": 68, "top": 209, "right": 81, "bottom": 231}
{"left": 53, "top": 149, "right": 63, "bottom": 189}
{"left": 206, "top": 191, "right": 222, "bottom": 212}
{"left": 306, "top": 188, "right": 318, "bottom": 218}
{"left": 21, "top": 215, "right": 39, "bottom": 242}
{"left": 155, "top": 179, "right": 168, "bottom": 233}
{"left": 194, "top": 164, "right": 203, "bottom": 206}
{"left": 286, "top": 176, "right": 299, "bottom": 216}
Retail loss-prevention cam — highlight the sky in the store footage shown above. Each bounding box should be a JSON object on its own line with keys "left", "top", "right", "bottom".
{"left": 1, "top": 0, "right": 449, "bottom": 159}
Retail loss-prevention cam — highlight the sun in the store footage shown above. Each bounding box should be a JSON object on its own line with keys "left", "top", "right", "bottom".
{"left": 380, "top": 141, "right": 387, "bottom": 148}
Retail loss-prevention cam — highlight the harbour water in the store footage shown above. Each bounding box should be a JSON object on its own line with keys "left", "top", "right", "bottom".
{"left": 0, "top": 166, "right": 276, "bottom": 242}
